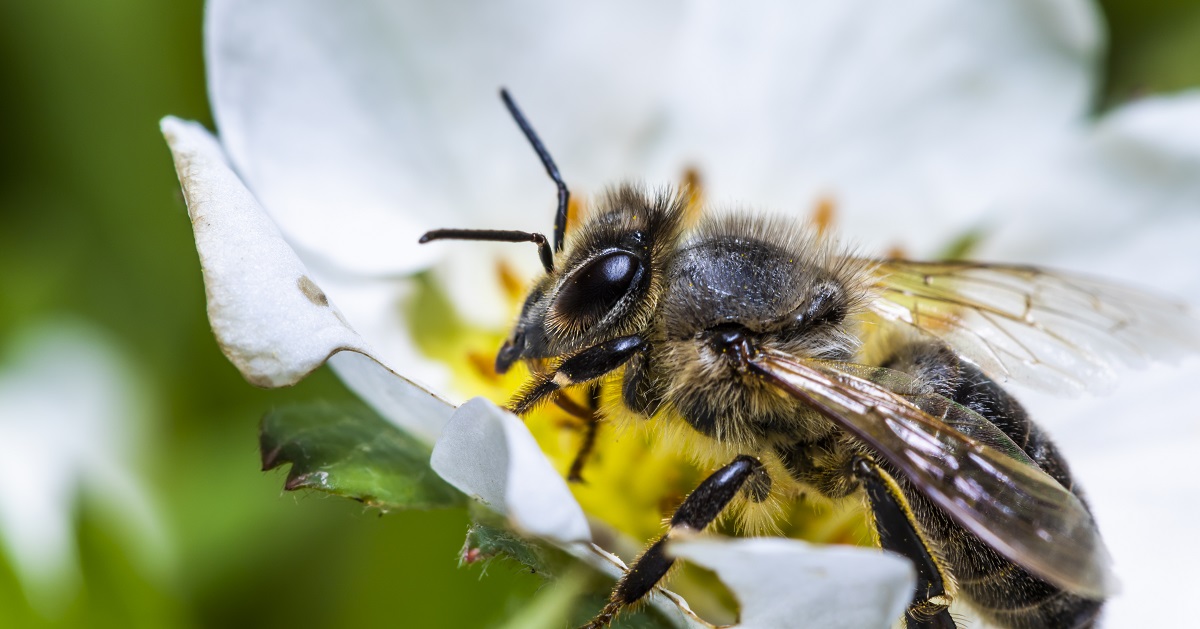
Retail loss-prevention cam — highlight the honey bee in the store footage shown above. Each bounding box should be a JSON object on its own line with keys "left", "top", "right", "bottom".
{"left": 421, "top": 91, "right": 1199, "bottom": 629}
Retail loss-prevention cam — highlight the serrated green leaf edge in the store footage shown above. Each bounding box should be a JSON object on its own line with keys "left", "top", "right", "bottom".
{"left": 260, "top": 400, "right": 465, "bottom": 510}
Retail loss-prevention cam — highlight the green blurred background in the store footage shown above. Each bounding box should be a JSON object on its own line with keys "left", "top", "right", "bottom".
{"left": 0, "top": 1, "right": 1196, "bottom": 628}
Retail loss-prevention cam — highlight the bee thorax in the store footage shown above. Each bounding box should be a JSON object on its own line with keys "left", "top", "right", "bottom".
{"left": 704, "top": 323, "right": 756, "bottom": 370}
{"left": 656, "top": 325, "right": 835, "bottom": 447}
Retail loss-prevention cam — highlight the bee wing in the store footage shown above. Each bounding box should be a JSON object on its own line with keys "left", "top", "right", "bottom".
{"left": 865, "top": 260, "right": 1200, "bottom": 394}
{"left": 749, "top": 352, "right": 1116, "bottom": 598}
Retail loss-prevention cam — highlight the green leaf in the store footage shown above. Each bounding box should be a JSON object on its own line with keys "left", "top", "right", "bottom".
{"left": 260, "top": 401, "right": 465, "bottom": 510}
{"left": 462, "top": 520, "right": 560, "bottom": 574}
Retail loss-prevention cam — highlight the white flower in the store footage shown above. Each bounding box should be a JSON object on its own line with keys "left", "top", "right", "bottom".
{"left": 163, "top": 0, "right": 1200, "bottom": 627}
{"left": 161, "top": 108, "right": 914, "bottom": 629}
{"left": 0, "top": 320, "right": 165, "bottom": 616}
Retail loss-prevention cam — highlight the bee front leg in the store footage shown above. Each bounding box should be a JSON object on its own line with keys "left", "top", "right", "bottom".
{"left": 582, "top": 455, "right": 767, "bottom": 629}
{"left": 508, "top": 335, "right": 647, "bottom": 415}
{"left": 558, "top": 385, "right": 601, "bottom": 483}
{"left": 855, "top": 458, "right": 956, "bottom": 629}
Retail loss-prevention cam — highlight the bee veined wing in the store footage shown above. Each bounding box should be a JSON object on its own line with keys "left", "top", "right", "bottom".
{"left": 865, "top": 260, "right": 1200, "bottom": 394}
{"left": 749, "top": 352, "right": 1116, "bottom": 599}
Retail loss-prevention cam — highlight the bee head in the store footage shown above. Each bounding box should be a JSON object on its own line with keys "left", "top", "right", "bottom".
{"left": 417, "top": 91, "right": 683, "bottom": 373}
{"left": 494, "top": 248, "right": 644, "bottom": 371}
{"left": 495, "top": 187, "right": 685, "bottom": 373}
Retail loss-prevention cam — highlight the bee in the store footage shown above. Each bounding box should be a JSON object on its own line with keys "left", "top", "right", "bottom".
{"left": 421, "top": 91, "right": 1199, "bottom": 629}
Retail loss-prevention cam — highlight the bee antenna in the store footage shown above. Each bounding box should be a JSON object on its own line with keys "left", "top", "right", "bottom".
{"left": 500, "top": 88, "right": 570, "bottom": 253}
{"left": 419, "top": 229, "right": 554, "bottom": 273}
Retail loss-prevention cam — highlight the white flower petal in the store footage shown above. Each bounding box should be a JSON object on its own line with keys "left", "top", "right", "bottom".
{"left": 326, "top": 352, "right": 453, "bottom": 445}
{"left": 0, "top": 321, "right": 154, "bottom": 615}
{"left": 206, "top": 0, "right": 438, "bottom": 276}
{"left": 430, "top": 240, "right": 544, "bottom": 330}
{"left": 205, "top": 0, "right": 680, "bottom": 278}
{"left": 1017, "top": 363, "right": 1200, "bottom": 629}
{"left": 206, "top": 0, "right": 1102, "bottom": 283}
{"left": 985, "top": 91, "right": 1200, "bottom": 292}
{"left": 655, "top": 0, "right": 1102, "bottom": 256}
{"left": 183, "top": 4, "right": 1200, "bottom": 626}
{"left": 161, "top": 116, "right": 454, "bottom": 440}
{"left": 1097, "top": 90, "right": 1200, "bottom": 161}
{"left": 981, "top": 81, "right": 1200, "bottom": 622}
{"left": 669, "top": 536, "right": 914, "bottom": 629}
{"left": 430, "top": 397, "right": 590, "bottom": 543}
{"left": 316, "top": 274, "right": 454, "bottom": 402}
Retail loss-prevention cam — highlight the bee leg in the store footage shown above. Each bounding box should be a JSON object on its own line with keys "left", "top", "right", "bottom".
{"left": 621, "top": 347, "right": 662, "bottom": 417}
{"left": 581, "top": 455, "right": 766, "bottom": 629}
{"left": 854, "top": 458, "right": 956, "bottom": 629}
{"left": 509, "top": 335, "right": 647, "bottom": 415}
{"left": 561, "top": 385, "right": 601, "bottom": 483}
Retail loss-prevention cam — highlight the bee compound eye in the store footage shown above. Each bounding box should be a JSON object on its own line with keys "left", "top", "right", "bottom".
{"left": 554, "top": 250, "right": 643, "bottom": 324}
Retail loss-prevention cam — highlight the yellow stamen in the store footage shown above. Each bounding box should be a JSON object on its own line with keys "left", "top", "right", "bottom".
{"left": 466, "top": 350, "right": 502, "bottom": 385}
{"left": 495, "top": 258, "right": 527, "bottom": 305}
{"left": 565, "top": 195, "right": 588, "bottom": 235}
{"left": 680, "top": 166, "right": 705, "bottom": 227}
{"left": 809, "top": 195, "right": 837, "bottom": 235}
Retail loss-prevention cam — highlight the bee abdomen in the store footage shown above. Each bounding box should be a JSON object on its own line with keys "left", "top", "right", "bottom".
{"left": 925, "top": 513, "right": 1103, "bottom": 628}
{"left": 884, "top": 342, "right": 1104, "bottom": 629}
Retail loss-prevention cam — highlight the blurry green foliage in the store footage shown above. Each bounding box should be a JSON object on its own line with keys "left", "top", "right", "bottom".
{"left": 0, "top": 0, "right": 1196, "bottom": 627}
{"left": 1099, "top": 0, "right": 1200, "bottom": 106}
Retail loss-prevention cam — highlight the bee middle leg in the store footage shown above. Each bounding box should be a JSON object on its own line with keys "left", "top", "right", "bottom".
{"left": 581, "top": 454, "right": 769, "bottom": 629}
{"left": 855, "top": 458, "right": 956, "bottom": 629}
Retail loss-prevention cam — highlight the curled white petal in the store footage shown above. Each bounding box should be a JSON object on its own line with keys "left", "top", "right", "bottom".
{"left": 161, "top": 116, "right": 454, "bottom": 441}
{"left": 669, "top": 536, "right": 914, "bottom": 629}
{"left": 431, "top": 398, "right": 591, "bottom": 543}
{"left": 429, "top": 400, "right": 716, "bottom": 626}
{"left": 326, "top": 352, "right": 453, "bottom": 445}
{"left": 162, "top": 115, "right": 364, "bottom": 386}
